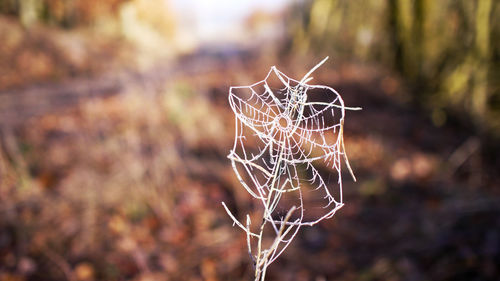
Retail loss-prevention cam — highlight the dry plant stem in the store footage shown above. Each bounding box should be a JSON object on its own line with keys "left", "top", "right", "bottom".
{"left": 224, "top": 57, "right": 358, "bottom": 281}
{"left": 255, "top": 144, "right": 287, "bottom": 280}
{"left": 255, "top": 206, "right": 297, "bottom": 281}
{"left": 255, "top": 219, "right": 267, "bottom": 280}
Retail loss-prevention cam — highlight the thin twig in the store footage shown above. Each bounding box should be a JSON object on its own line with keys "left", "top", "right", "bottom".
{"left": 225, "top": 57, "right": 358, "bottom": 280}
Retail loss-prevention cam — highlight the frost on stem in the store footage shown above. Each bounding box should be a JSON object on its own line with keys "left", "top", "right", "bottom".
{"left": 223, "top": 57, "right": 359, "bottom": 280}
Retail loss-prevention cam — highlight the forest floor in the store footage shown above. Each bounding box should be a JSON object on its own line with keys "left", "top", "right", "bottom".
{"left": 1, "top": 24, "right": 500, "bottom": 280}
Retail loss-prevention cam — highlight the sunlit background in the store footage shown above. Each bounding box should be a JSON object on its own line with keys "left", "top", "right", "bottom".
{"left": 0, "top": 0, "right": 499, "bottom": 280}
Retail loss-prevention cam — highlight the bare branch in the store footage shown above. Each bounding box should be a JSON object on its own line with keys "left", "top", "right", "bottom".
{"left": 224, "top": 57, "right": 359, "bottom": 280}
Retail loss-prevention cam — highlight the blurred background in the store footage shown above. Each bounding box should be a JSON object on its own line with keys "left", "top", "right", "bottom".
{"left": 0, "top": 0, "right": 499, "bottom": 280}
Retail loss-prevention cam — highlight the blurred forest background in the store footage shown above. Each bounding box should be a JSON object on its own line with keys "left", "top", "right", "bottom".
{"left": 0, "top": 0, "right": 499, "bottom": 280}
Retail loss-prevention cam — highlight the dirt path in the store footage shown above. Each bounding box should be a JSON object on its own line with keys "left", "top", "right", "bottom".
{"left": 0, "top": 50, "right": 250, "bottom": 127}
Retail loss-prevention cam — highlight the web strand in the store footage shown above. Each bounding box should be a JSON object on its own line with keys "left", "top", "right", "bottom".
{"left": 223, "top": 58, "right": 356, "bottom": 280}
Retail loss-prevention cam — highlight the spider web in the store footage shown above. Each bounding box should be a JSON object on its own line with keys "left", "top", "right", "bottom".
{"left": 229, "top": 63, "right": 349, "bottom": 224}
{"left": 224, "top": 58, "right": 357, "bottom": 272}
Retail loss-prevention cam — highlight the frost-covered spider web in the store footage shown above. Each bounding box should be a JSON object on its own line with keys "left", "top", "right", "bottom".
{"left": 222, "top": 57, "right": 358, "bottom": 279}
